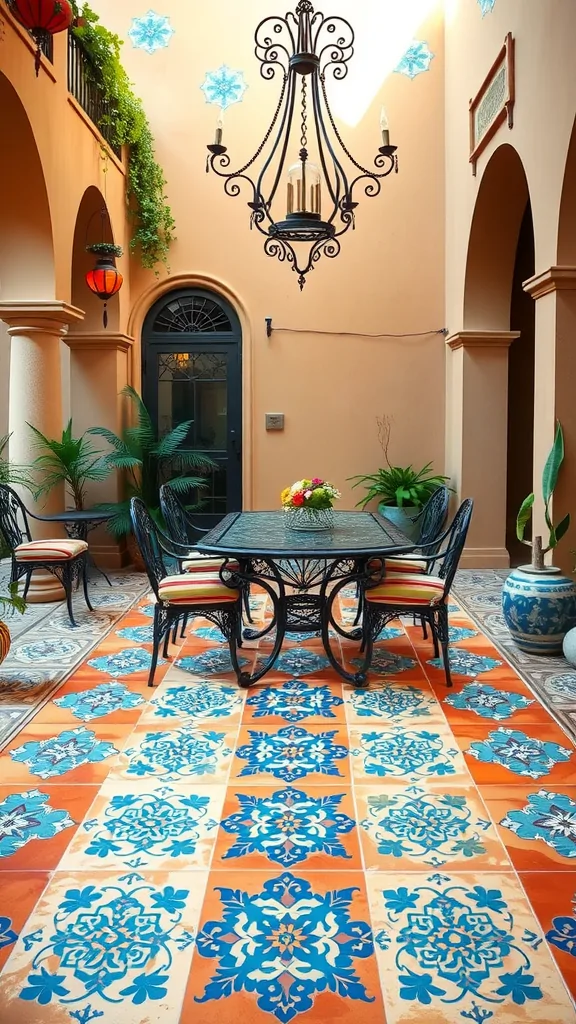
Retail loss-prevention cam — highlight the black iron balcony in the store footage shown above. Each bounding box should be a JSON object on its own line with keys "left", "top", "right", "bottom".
{"left": 67, "top": 31, "right": 122, "bottom": 159}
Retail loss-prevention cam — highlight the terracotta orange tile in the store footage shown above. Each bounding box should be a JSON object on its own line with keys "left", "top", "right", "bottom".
{"left": 439, "top": 673, "right": 557, "bottom": 727}
{"left": 520, "top": 871, "right": 576, "bottom": 1001}
{"left": 0, "top": 722, "right": 132, "bottom": 785}
{"left": 231, "top": 723, "right": 350, "bottom": 785}
{"left": 0, "top": 784, "right": 98, "bottom": 870}
{"left": 182, "top": 869, "right": 384, "bottom": 1023}
{"left": 452, "top": 720, "right": 576, "bottom": 786}
{"left": 212, "top": 783, "right": 361, "bottom": 870}
{"left": 0, "top": 872, "right": 50, "bottom": 971}
{"left": 480, "top": 784, "right": 576, "bottom": 871}
{"left": 32, "top": 681, "right": 148, "bottom": 726}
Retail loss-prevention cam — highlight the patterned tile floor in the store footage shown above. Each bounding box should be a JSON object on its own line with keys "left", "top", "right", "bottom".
{"left": 453, "top": 569, "right": 576, "bottom": 743}
{"left": 0, "top": 586, "right": 575, "bottom": 1022}
{"left": 0, "top": 561, "right": 149, "bottom": 751}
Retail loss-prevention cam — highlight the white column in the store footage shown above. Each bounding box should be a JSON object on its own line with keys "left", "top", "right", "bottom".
{"left": 0, "top": 301, "right": 84, "bottom": 602}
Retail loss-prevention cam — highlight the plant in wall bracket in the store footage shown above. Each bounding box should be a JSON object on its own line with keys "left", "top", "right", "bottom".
{"left": 70, "top": 1, "right": 175, "bottom": 270}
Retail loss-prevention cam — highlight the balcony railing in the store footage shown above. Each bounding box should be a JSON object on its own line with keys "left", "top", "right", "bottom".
{"left": 67, "top": 32, "right": 122, "bottom": 159}
{"left": 37, "top": 31, "right": 53, "bottom": 63}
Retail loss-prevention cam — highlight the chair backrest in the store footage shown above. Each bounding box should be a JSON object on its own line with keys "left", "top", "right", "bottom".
{"left": 0, "top": 485, "right": 31, "bottom": 551}
{"left": 437, "top": 498, "right": 474, "bottom": 595}
{"left": 417, "top": 486, "right": 450, "bottom": 551}
{"left": 159, "top": 484, "right": 213, "bottom": 546}
{"left": 130, "top": 497, "right": 167, "bottom": 599}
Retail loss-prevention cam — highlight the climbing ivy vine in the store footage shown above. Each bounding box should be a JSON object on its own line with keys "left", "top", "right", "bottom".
{"left": 70, "top": 1, "right": 175, "bottom": 269}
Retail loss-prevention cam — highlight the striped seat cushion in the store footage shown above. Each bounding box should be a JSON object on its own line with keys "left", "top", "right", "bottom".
{"left": 182, "top": 556, "right": 239, "bottom": 573}
{"left": 14, "top": 539, "right": 88, "bottom": 562}
{"left": 158, "top": 573, "right": 239, "bottom": 605}
{"left": 384, "top": 555, "right": 428, "bottom": 574}
{"left": 366, "top": 572, "right": 445, "bottom": 606}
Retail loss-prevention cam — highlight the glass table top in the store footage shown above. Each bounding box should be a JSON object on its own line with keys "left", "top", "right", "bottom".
{"left": 197, "top": 510, "right": 413, "bottom": 558}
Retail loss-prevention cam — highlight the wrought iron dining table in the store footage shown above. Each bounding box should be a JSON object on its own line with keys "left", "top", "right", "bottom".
{"left": 197, "top": 510, "right": 414, "bottom": 687}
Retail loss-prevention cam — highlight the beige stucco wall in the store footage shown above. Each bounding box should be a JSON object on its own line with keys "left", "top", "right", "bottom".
{"left": 444, "top": 0, "right": 576, "bottom": 570}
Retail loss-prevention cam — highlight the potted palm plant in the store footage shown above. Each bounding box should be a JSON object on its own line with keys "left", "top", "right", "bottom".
{"left": 27, "top": 419, "right": 111, "bottom": 510}
{"left": 502, "top": 421, "right": 576, "bottom": 654}
{"left": 349, "top": 415, "right": 450, "bottom": 540}
{"left": 0, "top": 582, "right": 26, "bottom": 668}
{"left": 89, "top": 386, "right": 216, "bottom": 567}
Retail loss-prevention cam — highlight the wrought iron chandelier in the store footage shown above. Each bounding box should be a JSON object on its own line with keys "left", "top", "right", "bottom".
{"left": 206, "top": 0, "right": 398, "bottom": 289}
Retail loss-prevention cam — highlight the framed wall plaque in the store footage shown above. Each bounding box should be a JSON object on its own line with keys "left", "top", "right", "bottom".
{"left": 469, "top": 32, "right": 515, "bottom": 174}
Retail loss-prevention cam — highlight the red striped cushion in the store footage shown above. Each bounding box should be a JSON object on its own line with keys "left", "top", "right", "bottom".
{"left": 366, "top": 572, "right": 445, "bottom": 606}
{"left": 384, "top": 556, "right": 427, "bottom": 574}
{"left": 14, "top": 539, "right": 88, "bottom": 561}
{"left": 158, "top": 573, "right": 239, "bottom": 605}
{"left": 183, "top": 556, "right": 239, "bottom": 573}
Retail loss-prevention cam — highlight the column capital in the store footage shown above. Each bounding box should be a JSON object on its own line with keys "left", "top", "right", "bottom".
{"left": 0, "top": 300, "right": 85, "bottom": 336}
{"left": 523, "top": 266, "right": 576, "bottom": 299}
{"left": 66, "top": 331, "right": 134, "bottom": 353}
{"left": 446, "top": 330, "right": 520, "bottom": 351}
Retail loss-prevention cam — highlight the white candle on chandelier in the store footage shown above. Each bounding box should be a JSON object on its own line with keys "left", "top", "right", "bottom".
{"left": 380, "top": 106, "right": 390, "bottom": 148}
{"left": 215, "top": 107, "right": 224, "bottom": 145}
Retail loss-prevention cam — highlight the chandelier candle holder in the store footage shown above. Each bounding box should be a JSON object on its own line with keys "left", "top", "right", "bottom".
{"left": 282, "top": 478, "right": 341, "bottom": 530}
{"left": 206, "top": 0, "right": 397, "bottom": 289}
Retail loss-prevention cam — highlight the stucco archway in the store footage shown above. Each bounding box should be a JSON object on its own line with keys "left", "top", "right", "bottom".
{"left": 464, "top": 144, "right": 530, "bottom": 331}
{"left": 557, "top": 115, "right": 576, "bottom": 265}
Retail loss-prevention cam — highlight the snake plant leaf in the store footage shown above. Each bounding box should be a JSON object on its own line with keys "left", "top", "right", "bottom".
{"left": 542, "top": 421, "right": 565, "bottom": 504}
{"left": 516, "top": 493, "right": 534, "bottom": 542}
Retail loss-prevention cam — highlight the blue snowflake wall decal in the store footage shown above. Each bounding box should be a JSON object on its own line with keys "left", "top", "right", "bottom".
{"left": 395, "top": 40, "right": 434, "bottom": 79}
{"left": 220, "top": 786, "right": 355, "bottom": 866}
{"left": 195, "top": 872, "right": 374, "bottom": 1021}
{"left": 477, "top": 0, "right": 497, "bottom": 15}
{"left": 200, "top": 65, "right": 247, "bottom": 110}
{"left": 10, "top": 728, "right": 118, "bottom": 779}
{"left": 0, "top": 789, "right": 75, "bottom": 857}
{"left": 128, "top": 10, "right": 174, "bottom": 54}
{"left": 246, "top": 679, "right": 343, "bottom": 722}
{"left": 444, "top": 683, "right": 534, "bottom": 721}
{"left": 467, "top": 727, "right": 573, "bottom": 779}
{"left": 18, "top": 879, "right": 192, "bottom": 1006}
{"left": 236, "top": 725, "right": 348, "bottom": 782}
{"left": 499, "top": 789, "right": 576, "bottom": 858}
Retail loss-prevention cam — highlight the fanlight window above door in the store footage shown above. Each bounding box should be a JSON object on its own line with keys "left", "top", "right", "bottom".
{"left": 152, "top": 295, "right": 233, "bottom": 333}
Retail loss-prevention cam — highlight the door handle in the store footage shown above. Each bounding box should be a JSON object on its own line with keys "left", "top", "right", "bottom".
{"left": 230, "top": 428, "right": 241, "bottom": 458}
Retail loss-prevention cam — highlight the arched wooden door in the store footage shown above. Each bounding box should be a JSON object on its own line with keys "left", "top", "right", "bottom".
{"left": 142, "top": 288, "right": 242, "bottom": 526}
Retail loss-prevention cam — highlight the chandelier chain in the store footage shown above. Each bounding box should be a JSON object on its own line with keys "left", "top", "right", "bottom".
{"left": 320, "top": 75, "right": 389, "bottom": 178}
{"left": 234, "top": 74, "right": 289, "bottom": 178}
{"left": 300, "top": 77, "right": 308, "bottom": 150}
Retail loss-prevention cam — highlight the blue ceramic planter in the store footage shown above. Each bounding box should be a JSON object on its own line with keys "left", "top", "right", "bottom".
{"left": 378, "top": 503, "right": 420, "bottom": 541}
{"left": 501, "top": 566, "right": 576, "bottom": 655}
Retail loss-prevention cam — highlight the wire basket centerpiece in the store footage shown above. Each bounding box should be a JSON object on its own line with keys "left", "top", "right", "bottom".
{"left": 281, "top": 478, "right": 340, "bottom": 531}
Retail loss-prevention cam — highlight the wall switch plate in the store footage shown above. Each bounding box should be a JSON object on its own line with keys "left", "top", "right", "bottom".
{"left": 265, "top": 413, "right": 284, "bottom": 431}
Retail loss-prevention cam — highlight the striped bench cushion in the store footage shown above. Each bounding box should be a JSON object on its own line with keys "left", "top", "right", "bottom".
{"left": 158, "top": 573, "right": 239, "bottom": 605}
{"left": 366, "top": 572, "right": 445, "bottom": 606}
{"left": 14, "top": 539, "right": 88, "bottom": 562}
{"left": 384, "top": 555, "right": 428, "bottom": 574}
{"left": 182, "top": 556, "right": 239, "bottom": 573}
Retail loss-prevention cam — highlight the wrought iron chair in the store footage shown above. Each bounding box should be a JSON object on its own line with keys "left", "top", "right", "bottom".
{"left": 354, "top": 498, "right": 473, "bottom": 687}
{"left": 130, "top": 497, "right": 245, "bottom": 687}
{"left": 0, "top": 484, "right": 92, "bottom": 627}
{"left": 384, "top": 485, "right": 450, "bottom": 574}
{"left": 159, "top": 484, "right": 252, "bottom": 628}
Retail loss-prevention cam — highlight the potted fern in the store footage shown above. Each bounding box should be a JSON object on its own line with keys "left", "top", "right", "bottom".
{"left": 27, "top": 420, "right": 111, "bottom": 510}
{"left": 502, "top": 421, "right": 576, "bottom": 654}
{"left": 349, "top": 415, "right": 450, "bottom": 540}
{"left": 89, "top": 386, "right": 216, "bottom": 567}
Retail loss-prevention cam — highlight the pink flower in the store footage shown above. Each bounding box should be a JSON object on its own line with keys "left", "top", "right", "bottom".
{"left": 311, "top": 478, "right": 323, "bottom": 487}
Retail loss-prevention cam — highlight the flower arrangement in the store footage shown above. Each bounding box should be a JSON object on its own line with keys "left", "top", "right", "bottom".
{"left": 281, "top": 478, "right": 341, "bottom": 510}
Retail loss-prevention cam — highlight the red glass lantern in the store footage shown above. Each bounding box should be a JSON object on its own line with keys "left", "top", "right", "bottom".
{"left": 9, "top": 0, "right": 74, "bottom": 75}
{"left": 85, "top": 258, "right": 123, "bottom": 328}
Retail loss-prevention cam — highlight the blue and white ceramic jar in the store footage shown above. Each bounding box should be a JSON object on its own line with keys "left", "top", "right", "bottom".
{"left": 502, "top": 566, "right": 576, "bottom": 655}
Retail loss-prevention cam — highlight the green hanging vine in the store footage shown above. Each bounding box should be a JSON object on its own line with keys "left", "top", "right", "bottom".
{"left": 70, "top": 2, "right": 175, "bottom": 269}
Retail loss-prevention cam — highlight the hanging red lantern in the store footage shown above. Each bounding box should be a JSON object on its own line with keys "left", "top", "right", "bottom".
{"left": 8, "top": 0, "right": 74, "bottom": 75}
{"left": 85, "top": 255, "right": 123, "bottom": 329}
